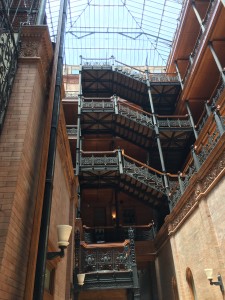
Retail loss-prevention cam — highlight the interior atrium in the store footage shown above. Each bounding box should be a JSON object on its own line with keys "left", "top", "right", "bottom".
{"left": 0, "top": 0, "right": 225, "bottom": 299}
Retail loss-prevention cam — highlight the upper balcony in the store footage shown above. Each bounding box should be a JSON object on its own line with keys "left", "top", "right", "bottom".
{"left": 81, "top": 58, "right": 181, "bottom": 115}
{"left": 167, "top": 0, "right": 225, "bottom": 117}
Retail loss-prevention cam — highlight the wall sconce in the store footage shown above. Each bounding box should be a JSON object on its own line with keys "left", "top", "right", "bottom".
{"left": 47, "top": 225, "right": 72, "bottom": 260}
{"left": 204, "top": 269, "right": 224, "bottom": 293}
{"left": 77, "top": 273, "right": 86, "bottom": 286}
{"left": 111, "top": 204, "right": 116, "bottom": 221}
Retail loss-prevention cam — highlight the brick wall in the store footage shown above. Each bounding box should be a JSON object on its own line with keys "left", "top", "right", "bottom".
{"left": 0, "top": 26, "right": 77, "bottom": 300}
{"left": 0, "top": 43, "right": 51, "bottom": 298}
{"left": 167, "top": 184, "right": 225, "bottom": 300}
{"left": 155, "top": 240, "right": 176, "bottom": 300}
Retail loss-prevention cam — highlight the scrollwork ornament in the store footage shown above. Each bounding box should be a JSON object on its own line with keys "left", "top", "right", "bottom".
{"left": 20, "top": 41, "right": 39, "bottom": 57}
{"left": 170, "top": 195, "right": 197, "bottom": 232}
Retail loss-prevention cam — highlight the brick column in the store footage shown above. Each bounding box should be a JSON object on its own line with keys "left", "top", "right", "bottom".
{"left": 0, "top": 26, "right": 53, "bottom": 299}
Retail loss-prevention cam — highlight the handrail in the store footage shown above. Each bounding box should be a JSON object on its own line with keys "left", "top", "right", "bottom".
{"left": 82, "top": 96, "right": 113, "bottom": 101}
{"left": 83, "top": 223, "right": 153, "bottom": 230}
{"left": 80, "top": 150, "right": 117, "bottom": 155}
{"left": 118, "top": 100, "right": 153, "bottom": 117}
{"left": 80, "top": 240, "right": 130, "bottom": 249}
{"left": 115, "top": 60, "right": 145, "bottom": 74}
{"left": 122, "top": 151, "right": 164, "bottom": 176}
{"left": 122, "top": 150, "right": 179, "bottom": 178}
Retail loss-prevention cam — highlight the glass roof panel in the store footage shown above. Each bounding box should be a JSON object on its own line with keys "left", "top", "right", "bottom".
{"left": 46, "top": 0, "right": 184, "bottom": 67}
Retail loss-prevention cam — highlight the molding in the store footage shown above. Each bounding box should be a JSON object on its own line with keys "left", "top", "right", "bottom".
{"left": 19, "top": 26, "right": 53, "bottom": 86}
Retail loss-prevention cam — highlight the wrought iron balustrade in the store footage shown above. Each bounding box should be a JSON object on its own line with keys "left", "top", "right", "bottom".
{"left": 81, "top": 56, "right": 114, "bottom": 69}
{"left": 80, "top": 240, "right": 131, "bottom": 273}
{"left": 0, "top": 0, "right": 19, "bottom": 132}
{"left": 183, "top": 0, "right": 217, "bottom": 84}
{"left": 118, "top": 101, "right": 153, "bottom": 128}
{"left": 196, "top": 108, "right": 209, "bottom": 134}
{"left": 197, "top": 129, "right": 220, "bottom": 166}
{"left": 149, "top": 73, "right": 179, "bottom": 83}
{"left": 114, "top": 60, "right": 146, "bottom": 82}
{"left": 65, "top": 91, "right": 78, "bottom": 98}
{"left": 170, "top": 122, "right": 224, "bottom": 208}
{"left": 79, "top": 150, "right": 119, "bottom": 170}
{"left": 81, "top": 98, "right": 114, "bottom": 112}
{"left": 81, "top": 97, "right": 193, "bottom": 131}
{"left": 210, "top": 78, "right": 225, "bottom": 105}
{"left": 122, "top": 153, "right": 166, "bottom": 194}
{"left": 157, "top": 115, "right": 192, "bottom": 129}
{"left": 66, "top": 125, "right": 78, "bottom": 136}
{"left": 83, "top": 224, "right": 155, "bottom": 244}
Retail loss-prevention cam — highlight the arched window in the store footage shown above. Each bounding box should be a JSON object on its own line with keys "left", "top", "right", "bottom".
{"left": 186, "top": 268, "right": 198, "bottom": 300}
{"left": 172, "top": 276, "right": 179, "bottom": 300}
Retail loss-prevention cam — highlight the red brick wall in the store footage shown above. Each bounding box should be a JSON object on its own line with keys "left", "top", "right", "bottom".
{"left": 0, "top": 60, "right": 48, "bottom": 298}
{"left": 155, "top": 240, "right": 176, "bottom": 300}
{"left": 0, "top": 26, "right": 77, "bottom": 300}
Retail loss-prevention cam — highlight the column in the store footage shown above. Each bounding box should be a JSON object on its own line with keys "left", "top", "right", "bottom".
{"left": 186, "top": 100, "right": 198, "bottom": 140}
{"left": 145, "top": 70, "right": 171, "bottom": 208}
{"left": 174, "top": 60, "right": 184, "bottom": 90}
{"left": 191, "top": 0, "right": 205, "bottom": 33}
{"left": 75, "top": 66, "right": 83, "bottom": 175}
{"left": 208, "top": 42, "right": 225, "bottom": 83}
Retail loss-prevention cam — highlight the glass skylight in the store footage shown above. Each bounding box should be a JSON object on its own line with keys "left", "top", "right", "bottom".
{"left": 46, "top": 0, "right": 184, "bottom": 66}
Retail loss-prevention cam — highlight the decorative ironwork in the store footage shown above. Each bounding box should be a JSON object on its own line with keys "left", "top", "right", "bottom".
{"left": 170, "top": 126, "right": 221, "bottom": 208}
{"left": 123, "top": 159, "right": 166, "bottom": 194}
{"left": 0, "top": 1, "right": 19, "bottom": 132}
{"left": 183, "top": 0, "right": 217, "bottom": 84}
{"left": 118, "top": 102, "right": 154, "bottom": 128}
{"left": 83, "top": 225, "right": 155, "bottom": 244}
{"left": 211, "top": 80, "right": 225, "bottom": 105}
{"left": 65, "top": 91, "right": 78, "bottom": 98}
{"left": 81, "top": 58, "right": 179, "bottom": 83}
{"left": 80, "top": 242, "right": 131, "bottom": 273}
{"left": 197, "top": 111, "right": 209, "bottom": 134}
{"left": 157, "top": 117, "right": 192, "bottom": 129}
{"left": 81, "top": 99, "right": 114, "bottom": 112}
{"left": 66, "top": 126, "right": 78, "bottom": 136}
{"left": 80, "top": 154, "right": 119, "bottom": 169}
{"left": 149, "top": 73, "right": 179, "bottom": 82}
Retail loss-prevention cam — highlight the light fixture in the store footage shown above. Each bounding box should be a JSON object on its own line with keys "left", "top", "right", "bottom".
{"left": 111, "top": 203, "right": 116, "bottom": 222}
{"left": 47, "top": 225, "right": 72, "bottom": 260}
{"left": 204, "top": 269, "right": 224, "bottom": 293}
{"left": 77, "top": 273, "right": 86, "bottom": 286}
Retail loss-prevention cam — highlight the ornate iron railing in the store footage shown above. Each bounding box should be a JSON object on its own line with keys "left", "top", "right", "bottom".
{"left": 79, "top": 150, "right": 167, "bottom": 195}
{"left": 83, "top": 224, "right": 155, "bottom": 244}
{"left": 157, "top": 115, "right": 192, "bottom": 129}
{"left": 65, "top": 91, "right": 78, "bottom": 98}
{"left": 0, "top": 0, "right": 19, "bottom": 132}
{"left": 66, "top": 125, "right": 78, "bottom": 136}
{"left": 183, "top": 0, "right": 217, "bottom": 84}
{"left": 80, "top": 150, "right": 119, "bottom": 170}
{"left": 81, "top": 56, "right": 179, "bottom": 83}
{"left": 170, "top": 122, "right": 224, "bottom": 209}
{"left": 80, "top": 240, "right": 131, "bottom": 273}
{"left": 74, "top": 228, "right": 139, "bottom": 293}
{"left": 81, "top": 98, "right": 114, "bottom": 112}
{"left": 122, "top": 158, "right": 166, "bottom": 194}
{"left": 81, "top": 97, "right": 192, "bottom": 130}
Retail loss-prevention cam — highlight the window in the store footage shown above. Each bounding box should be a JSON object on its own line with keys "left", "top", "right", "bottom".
{"left": 186, "top": 268, "right": 198, "bottom": 300}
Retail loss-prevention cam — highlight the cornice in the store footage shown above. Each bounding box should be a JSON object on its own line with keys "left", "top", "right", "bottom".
{"left": 19, "top": 26, "right": 53, "bottom": 87}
